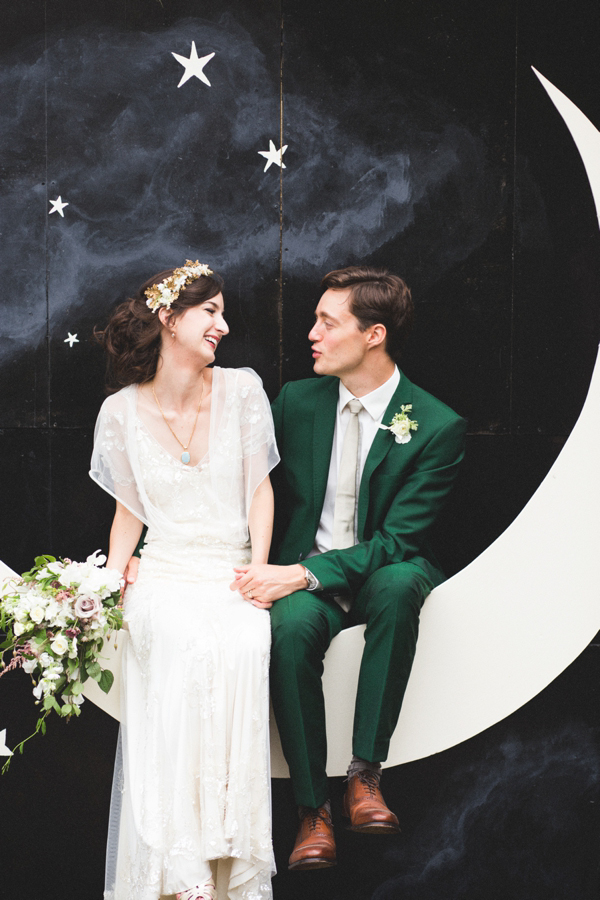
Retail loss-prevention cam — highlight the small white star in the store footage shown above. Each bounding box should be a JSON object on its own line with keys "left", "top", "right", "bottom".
{"left": 172, "top": 42, "right": 215, "bottom": 88}
{"left": 64, "top": 332, "right": 79, "bottom": 347}
{"left": 49, "top": 196, "right": 69, "bottom": 217}
{"left": 258, "top": 140, "right": 288, "bottom": 172}
{"left": 0, "top": 729, "right": 13, "bottom": 757}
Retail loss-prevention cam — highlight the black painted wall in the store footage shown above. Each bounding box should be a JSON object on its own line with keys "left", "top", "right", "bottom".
{"left": 1, "top": 2, "right": 600, "bottom": 898}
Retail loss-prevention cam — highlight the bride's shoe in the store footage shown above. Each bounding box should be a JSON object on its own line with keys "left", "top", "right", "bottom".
{"left": 176, "top": 877, "right": 217, "bottom": 900}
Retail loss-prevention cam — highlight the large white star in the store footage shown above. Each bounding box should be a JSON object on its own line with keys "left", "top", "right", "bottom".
{"left": 0, "top": 729, "right": 13, "bottom": 757}
{"left": 49, "top": 196, "right": 69, "bottom": 217}
{"left": 64, "top": 332, "right": 79, "bottom": 347}
{"left": 172, "top": 42, "right": 215, "bottom": 88}
{"left": 258, "top": 140, "right": 288, "bottom": 172}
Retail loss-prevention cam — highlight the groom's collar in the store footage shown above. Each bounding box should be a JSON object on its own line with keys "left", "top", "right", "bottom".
{"left": 338, "top": 366, "right": 400, "bottom": 422}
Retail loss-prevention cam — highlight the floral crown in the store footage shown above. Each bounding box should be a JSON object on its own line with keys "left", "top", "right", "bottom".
{"left": 144, "top": 260, "right": 214, "bottom": 313}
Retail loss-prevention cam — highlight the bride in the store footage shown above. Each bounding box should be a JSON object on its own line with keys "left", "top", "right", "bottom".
{"left": 90, "top": 261, "right": 278, "bottom": 900}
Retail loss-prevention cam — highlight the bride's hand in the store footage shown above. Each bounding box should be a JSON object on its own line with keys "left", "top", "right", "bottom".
{"left": 122, "top": 556, "right": 140, "bottom": 597}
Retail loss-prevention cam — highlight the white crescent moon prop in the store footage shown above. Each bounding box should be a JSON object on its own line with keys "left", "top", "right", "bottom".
{"left": 1, "top": 71, "right": 599, "bottom": 778}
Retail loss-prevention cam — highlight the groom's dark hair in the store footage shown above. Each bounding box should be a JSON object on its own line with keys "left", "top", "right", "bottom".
{"left": 321, "top": 266, "right": 414, "bottom": 361}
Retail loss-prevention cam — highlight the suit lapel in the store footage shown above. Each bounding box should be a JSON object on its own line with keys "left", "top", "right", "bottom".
{"left": 312, "top": 378, "right": 339, "bottom": 534}
{"left": 357, "top": 371, "right": 414, "bottom": 538}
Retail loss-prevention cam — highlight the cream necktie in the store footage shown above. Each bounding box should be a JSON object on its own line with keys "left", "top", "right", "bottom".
{"left": 332, "top": 398, "right": 363, "bottom": 549}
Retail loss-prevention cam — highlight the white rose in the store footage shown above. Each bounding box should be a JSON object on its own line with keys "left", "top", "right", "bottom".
{"left": 30, "top": 606, "right": 45, "bottom": 624}
{"left": 13, "top": 622, "right": 26, "bottom": 637}
{"left": 390, "top": 418, "right": 411, "bottom": 438}
{"left": 50, "top": 635, "right": 69, "bottom": 656}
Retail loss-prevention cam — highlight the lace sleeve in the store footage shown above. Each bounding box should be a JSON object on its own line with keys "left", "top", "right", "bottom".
{"left": 89, "top": 389, "right": 149, "bottom": 525}
{"left": 237, "top": 369, "right": 280, "bottom": 512}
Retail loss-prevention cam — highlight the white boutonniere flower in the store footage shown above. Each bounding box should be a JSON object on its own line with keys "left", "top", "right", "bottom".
{"left": 379, "top": 404, "right": 419, "bottom": 444}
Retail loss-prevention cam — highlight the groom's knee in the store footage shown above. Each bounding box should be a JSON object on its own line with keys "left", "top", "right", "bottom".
{"left": 355, "top": 562, "right": 434, "bottom": 626}
{"left": 270, "top": 591, "right": 339, "bottom": 661}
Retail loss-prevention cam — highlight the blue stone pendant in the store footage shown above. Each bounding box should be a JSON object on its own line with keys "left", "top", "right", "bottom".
{"left": 181, "top": 451, "right": 191, "bottom": 464}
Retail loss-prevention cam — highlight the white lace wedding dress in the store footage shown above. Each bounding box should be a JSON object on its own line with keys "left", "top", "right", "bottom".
{"left": 90, "top": 367, "right": 279, "bottom": 900}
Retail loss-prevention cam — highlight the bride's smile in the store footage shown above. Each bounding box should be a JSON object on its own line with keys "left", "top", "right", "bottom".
{"left": 162, "top": 291, "right": 229, "bottom": 364}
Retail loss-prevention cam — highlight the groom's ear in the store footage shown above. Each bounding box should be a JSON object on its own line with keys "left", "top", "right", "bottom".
{"left": 365, "top": 323, "right": 387, "bottom": 350}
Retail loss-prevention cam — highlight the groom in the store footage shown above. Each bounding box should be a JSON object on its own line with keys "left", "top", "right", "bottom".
{"left": 232, "top": 266, "right": 466, "bottom": 870}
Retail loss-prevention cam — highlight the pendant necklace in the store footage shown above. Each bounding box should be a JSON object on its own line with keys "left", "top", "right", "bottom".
{"left": 151, "top": 376, "right": 204, "bottom": 465}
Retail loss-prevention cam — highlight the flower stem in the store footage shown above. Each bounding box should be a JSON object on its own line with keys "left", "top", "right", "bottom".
{"left": 1, "top": 711, "right": 49, "bottom": 775}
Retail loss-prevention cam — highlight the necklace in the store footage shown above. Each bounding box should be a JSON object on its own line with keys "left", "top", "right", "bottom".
{"left": 151, "top": 376, "right": 204, "bottom": 465}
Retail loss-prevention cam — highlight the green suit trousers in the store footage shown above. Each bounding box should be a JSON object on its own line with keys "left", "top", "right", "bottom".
{"left": 269, "top": 559, "right": 435, "bottom": 808}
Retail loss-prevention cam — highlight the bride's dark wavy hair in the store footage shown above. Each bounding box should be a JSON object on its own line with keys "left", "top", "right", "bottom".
{"left": 95, "top": 267, "right": 224, "bottom": 390}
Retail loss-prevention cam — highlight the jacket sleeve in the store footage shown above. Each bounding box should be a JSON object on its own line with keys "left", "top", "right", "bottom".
{"left": 269, "top": 383, "right": 288, "bottom": 560}
{"left": 305, "top": 415, "right": 466, "bottom": 594}
{"left": 133, "top": 526, "right": 147, "bottom": 559}
{"left": 270, "top": 382, "right": 287, "bottom": 447}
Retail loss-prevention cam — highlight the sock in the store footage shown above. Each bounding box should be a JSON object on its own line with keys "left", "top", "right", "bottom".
{"left": 347, "top": 756, "right": 382, "bottom": 780}
{"left": 299, "top": 798, "right": 332, "bottom": 817}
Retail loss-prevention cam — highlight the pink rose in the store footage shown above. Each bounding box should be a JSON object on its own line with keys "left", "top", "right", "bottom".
{"left": 74, "top": 596, "right": 103, "bottom": 619}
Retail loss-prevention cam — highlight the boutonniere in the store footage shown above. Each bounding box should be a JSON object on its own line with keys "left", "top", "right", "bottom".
{"left": 379, "top": 404, "right": 418, "bottom": 444}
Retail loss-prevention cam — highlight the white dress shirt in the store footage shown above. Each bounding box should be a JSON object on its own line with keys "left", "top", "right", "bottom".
{"left": 306, "top": 366, "right": 401, "bottom": 599}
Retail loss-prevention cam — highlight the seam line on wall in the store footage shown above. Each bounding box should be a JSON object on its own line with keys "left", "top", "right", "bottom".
{"left": 278, "top": 5, "right": 284, "bottom": 388}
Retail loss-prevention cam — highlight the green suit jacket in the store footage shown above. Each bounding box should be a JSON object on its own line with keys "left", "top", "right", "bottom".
{"left": 270, "top": 371, "right": 466, "bottom": 595}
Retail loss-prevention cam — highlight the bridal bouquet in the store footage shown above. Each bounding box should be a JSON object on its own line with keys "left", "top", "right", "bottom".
{"left": 0, "top": 551, "right": 123, "bottom": 772}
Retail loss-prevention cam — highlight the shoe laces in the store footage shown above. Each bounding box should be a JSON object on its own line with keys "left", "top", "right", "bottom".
{"left": 356, "top": 769, "right": 380, "bottom": 797}
{"left": 301, "top": 805, "right": 331, "bottom": 831}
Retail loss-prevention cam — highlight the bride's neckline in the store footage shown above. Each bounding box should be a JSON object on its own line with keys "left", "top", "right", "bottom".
{"left": 133, "top": 375, "right": 215, "bottom": 469}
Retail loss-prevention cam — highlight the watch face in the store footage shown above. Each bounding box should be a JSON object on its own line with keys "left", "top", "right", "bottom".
{"left": 305, "top": 569, "right": 318, "bottom": 590}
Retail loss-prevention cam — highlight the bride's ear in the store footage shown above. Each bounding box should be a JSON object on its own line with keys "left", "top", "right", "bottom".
{"left": 157, "top": 308, "right": 174, "bottom": 332}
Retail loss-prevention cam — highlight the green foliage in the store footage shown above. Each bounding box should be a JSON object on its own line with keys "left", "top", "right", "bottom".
{"left": 99, "top": 669, "right": 114, "bottom": 694}
{"left": 1, "top": 553, "right": 123, "bottom": 774}
{"left": 85, "top": 660, "right": 102, "bottom": 681}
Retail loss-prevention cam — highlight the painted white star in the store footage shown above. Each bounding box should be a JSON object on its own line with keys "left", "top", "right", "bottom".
{"left": 64, "top": 332, "right": 79, "bottom": 347}
{"left": 0, "top": 729, "right": 13, "bottom": 757}
{"left": 49, "top": 196, "right": 69, "bottom": 217}
{"left": 258, "top": 140, "right": 288, "bottom": 172}
{"left": 172, "top": 42, "right": 215, "bottom": 88}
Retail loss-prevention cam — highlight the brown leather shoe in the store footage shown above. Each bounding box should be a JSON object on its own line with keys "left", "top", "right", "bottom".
{"left": 342, "top": 771, "right": 401, "bottom": 833}
{"left": 288, "top": 806, "right": 337, "bottom": 870}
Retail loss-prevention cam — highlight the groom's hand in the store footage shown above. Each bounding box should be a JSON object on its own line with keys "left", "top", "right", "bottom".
{"left": 230, "top": 564, "right": 307, "bottom": 608}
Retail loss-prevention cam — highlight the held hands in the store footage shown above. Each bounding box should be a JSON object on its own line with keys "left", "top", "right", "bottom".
{"left": 123, "top": 556, "right": 306, "bottom": 608}
{"left": 230, "top": 564, "right": 307, "bottom": 608}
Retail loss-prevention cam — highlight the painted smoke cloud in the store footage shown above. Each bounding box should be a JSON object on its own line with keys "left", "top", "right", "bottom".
{"left": 375, "top": 727, "right": 600, "bottom": 899}
{"left": 0, "top": 17, "right": 500, "bottom": 362}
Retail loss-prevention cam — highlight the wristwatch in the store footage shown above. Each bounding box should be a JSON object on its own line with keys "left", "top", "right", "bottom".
{"left": 301, "top": 566, "right": 320, "bottom": 592}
